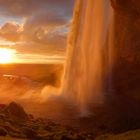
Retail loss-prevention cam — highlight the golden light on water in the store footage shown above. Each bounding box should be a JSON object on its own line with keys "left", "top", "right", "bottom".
{"left": 0, "top": 48, "right": 16, "bottom": 64}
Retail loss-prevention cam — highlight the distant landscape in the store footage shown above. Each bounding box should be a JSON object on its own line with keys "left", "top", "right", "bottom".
{"left": 0, "top": 64, "right": 63, "bottom": 87}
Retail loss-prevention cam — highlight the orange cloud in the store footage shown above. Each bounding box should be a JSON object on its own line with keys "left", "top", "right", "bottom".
{"left": 0, "top": 22, "right": 22, "bottom": 41}
{"left": 0, "top": 0, "right": 74, "bottom": 54}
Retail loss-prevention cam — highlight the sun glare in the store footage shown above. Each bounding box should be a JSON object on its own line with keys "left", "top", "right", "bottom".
{"left": 0, "top": 48, "right": 16, "bottom": 64}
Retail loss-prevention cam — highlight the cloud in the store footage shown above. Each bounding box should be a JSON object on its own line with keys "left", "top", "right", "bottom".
{"left": 0, "top": 0, "right": 74, "bottom": 53}
{"left": 0, "top": 22, "right": 22, "bottom": 41}
{"left": 0, "top": 0, "right": 74, "bottom": 17}
{"left": 0, "top": 0, "right": 74, "bottom": 54}
{"left": 25, "top": 12, "right": 68, "bottom": 29}
{"left": 0, "top": 22, "right": 68, "bottom": 54}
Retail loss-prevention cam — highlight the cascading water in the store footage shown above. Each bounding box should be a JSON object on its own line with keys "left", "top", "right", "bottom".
{"left": 62, "top": 0, "right": 113, "bottom": 115}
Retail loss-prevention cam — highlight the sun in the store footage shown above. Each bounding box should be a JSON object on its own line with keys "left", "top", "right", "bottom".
{"left": 0, "top": 48, "right": 16, "bottom": 64}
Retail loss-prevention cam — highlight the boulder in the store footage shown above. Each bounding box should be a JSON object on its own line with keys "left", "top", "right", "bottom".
{"left": 22, "top": 127, "right": 37, "bottom": 139}
{"left": 0, "top": 127, "right": 7, "bottom": 136}
{"left": 4, "top": 102, "right": 29, "bottom": 121}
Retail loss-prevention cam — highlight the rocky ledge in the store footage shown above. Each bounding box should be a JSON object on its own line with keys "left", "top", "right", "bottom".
{"left": 0, "top": 102, "right": 94, "bottom": 140}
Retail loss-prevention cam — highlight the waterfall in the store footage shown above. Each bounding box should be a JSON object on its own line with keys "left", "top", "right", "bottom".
{"left": 62, "top": 0, "right": 113, "bottom": 115}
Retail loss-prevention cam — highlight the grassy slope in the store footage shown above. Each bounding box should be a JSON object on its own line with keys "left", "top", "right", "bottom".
{"left": 96, "top": 129, "right": 140, "bottom": 140}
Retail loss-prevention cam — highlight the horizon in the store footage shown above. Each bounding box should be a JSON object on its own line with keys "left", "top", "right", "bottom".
{"left": 0, "top": 0, "right": 74, "bottom": 64}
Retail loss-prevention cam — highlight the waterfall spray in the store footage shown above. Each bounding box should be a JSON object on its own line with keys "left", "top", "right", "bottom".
{"left": 63, "top": 0, "right": 113, "bottom": 115}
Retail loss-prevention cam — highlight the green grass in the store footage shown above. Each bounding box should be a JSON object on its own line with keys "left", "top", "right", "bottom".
{"left": 96, "top": 129, "right": 140, "bottom": 140}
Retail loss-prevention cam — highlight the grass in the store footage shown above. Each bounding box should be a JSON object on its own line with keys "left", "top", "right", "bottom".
{"left": 96, "top": 129, "right": 140, "bottom": 140}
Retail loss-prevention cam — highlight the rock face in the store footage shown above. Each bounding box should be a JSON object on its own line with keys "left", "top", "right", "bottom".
{"left": 110, "top": 0, "right": 140, "bottom": 101}
{"left": 111, "top": 0, "right": 140, "bottom": 17}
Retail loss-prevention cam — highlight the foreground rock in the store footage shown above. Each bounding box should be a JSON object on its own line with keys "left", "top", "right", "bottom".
{"left": 0, "top": 102, "right": 94, "bottom": 140}
{"left": 1, "top": 102, "right": 140, "bottom": 140}
{"left": 3, "top": 102, "right": 29, "bottom": 121}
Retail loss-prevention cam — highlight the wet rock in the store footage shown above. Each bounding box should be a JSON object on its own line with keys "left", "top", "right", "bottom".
{"left": 44, "top": 125, "right": 53, "bottom": 132}
{"left": 75, "top": 135, "right": 86, "bottom": 140}
{"left": 47, "top": 121, "right": 58, "bottom": 127}
{"left": 0, "top": 114, "right": 5, "bottom": 120}
{"left": 28, "top": 114, "right": 34, "bottom": 120}
{"left": 4, "top": 102, "right": 29, "bottom": 121}
{"left": 0, "top": 104, "right": 6, "bottom": 110}
{"left": 99, "top": 124, "right": 107, "bottom": 130}
{"left": 0, "top": 127, "right": 7, "bottom": 136}
{"left": 61, "top": 134, "right": 73, "bottom": 140}
{"left": 0, "top": 102, "right": 95, "bottom": 140}
{"left": 22, "top": 127, "right": 37, "bottom": 139}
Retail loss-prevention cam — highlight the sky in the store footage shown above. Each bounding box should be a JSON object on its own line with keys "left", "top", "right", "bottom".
{"left": 0, "top": 0, "right": 74, "bottom": 64}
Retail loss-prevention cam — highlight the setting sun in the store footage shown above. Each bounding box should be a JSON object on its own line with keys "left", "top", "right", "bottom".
{"left": 0, "top": 48, "right": 16, "bottom": 64}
